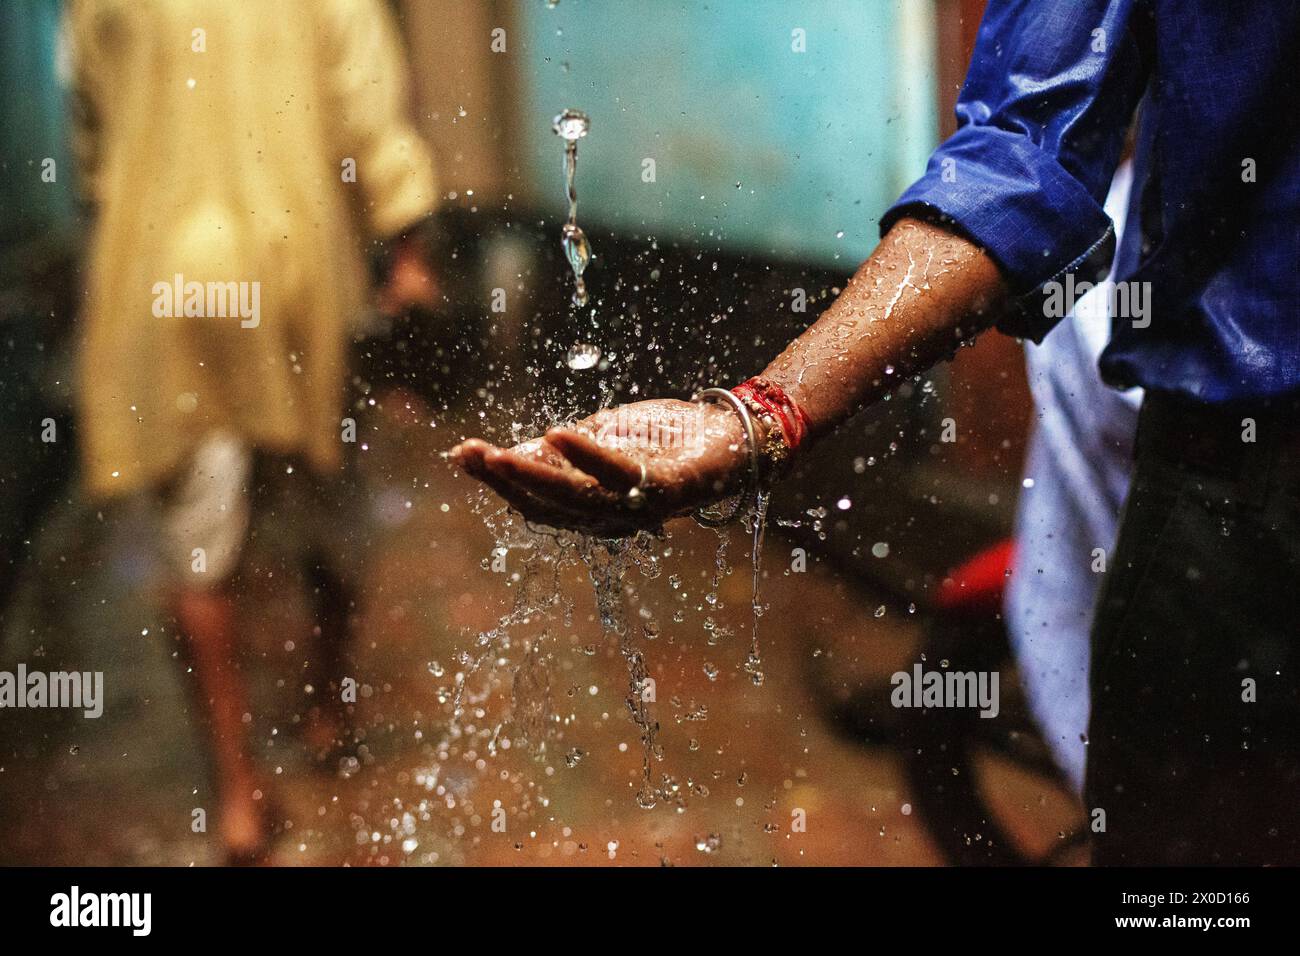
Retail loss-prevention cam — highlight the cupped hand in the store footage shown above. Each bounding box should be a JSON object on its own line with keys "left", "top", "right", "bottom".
{"left": 450, "top": 398, "right": 756, "bottom": 536}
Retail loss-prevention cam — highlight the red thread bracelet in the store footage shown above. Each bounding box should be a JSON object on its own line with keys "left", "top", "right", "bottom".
{"left": 732, "top": 378, "right": 812, "bottom": 451}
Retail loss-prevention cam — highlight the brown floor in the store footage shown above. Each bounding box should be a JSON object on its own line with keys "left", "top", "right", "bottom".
{"left": 0, "top": 393, "right": 1084, "bottom": 866}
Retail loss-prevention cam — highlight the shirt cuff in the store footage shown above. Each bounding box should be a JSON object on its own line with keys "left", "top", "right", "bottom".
{"left": 881, "top": 125, "right": 1116, "bottom": 342}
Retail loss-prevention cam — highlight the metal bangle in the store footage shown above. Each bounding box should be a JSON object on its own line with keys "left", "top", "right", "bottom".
{"left": 692, "top": 387, "right": 759, "bottom": 527}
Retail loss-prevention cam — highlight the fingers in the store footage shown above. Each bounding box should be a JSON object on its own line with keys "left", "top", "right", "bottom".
{"left": 451, "top": 438, "right": 611, "bottom": 528}
{"left": 456, "top": 434, "right": 634, "bottom": 506}
{"left": 452, "top": 433, "right": 659, "bottom": 536}
{"left": 476, "top": 456, "right": 596, "bottom": 528}
{"left": 484, "top": 446, "right": 605, "bottom": 513}
{"left": 546, "top": 427, "right": 644, "bottom": 492}
{"left": 449, "top": 438, "right": 493, "bottom": 477}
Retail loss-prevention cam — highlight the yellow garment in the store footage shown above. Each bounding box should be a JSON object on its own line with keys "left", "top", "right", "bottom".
{"left": 67, "top": 0, "right": 438, "bottom": 497}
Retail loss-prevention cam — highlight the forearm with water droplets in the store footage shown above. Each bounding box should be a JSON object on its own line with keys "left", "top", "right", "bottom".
{"left": 761, "top": 217, "right": 1008, "bottom": 443}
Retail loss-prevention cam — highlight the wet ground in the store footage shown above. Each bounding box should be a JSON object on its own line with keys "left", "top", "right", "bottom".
{"left": 0, "top": 382, "right": 1084, "bottom": 867}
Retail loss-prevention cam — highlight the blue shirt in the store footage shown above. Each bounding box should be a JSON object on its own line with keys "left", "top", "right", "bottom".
{"left": 882, "top": 0, "right": 1300, "bottom": 403}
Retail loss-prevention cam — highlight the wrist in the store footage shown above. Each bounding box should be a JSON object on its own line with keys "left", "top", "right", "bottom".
{"left": 731, "top": 376, "right": 811, "bottom": 479}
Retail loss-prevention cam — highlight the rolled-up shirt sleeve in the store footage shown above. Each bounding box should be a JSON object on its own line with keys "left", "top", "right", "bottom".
{"left": 882, "top": 0, "right": 1150, "bottom": 341}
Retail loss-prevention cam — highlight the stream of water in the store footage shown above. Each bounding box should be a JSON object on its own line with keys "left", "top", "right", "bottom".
{"left": 448, "top": 105, "right": 774, "bottom": 811}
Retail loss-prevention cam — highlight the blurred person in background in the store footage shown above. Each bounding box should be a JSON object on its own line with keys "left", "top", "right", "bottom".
{"left": 66, "top": 0, "right": 440, "bottom": 862}
{"left": 0, "top": 0, "right": 79, "bottom": 621}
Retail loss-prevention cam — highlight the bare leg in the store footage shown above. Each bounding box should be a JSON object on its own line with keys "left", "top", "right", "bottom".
{"left": 301, "top": 559, "right": 355, "bottom": 762}
{"left": 174, "top": 585, "right": 269, "bottom": 862}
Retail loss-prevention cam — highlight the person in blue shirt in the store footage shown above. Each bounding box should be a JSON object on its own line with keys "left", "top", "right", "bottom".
{"left": 454, "top": 0, "right": 1300, "bottom": 864}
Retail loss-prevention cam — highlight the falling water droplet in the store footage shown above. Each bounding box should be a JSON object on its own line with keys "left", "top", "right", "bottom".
{"left": 561, "top": 223, "right": 591, "bottom": 306}
{"left": 566, "top": 342, "right": 601, "bottom": 370}
{"left": 552, "top": 108, "right": 590, "bottom": 142}
{"left": 553, "top": 109, "right": 594, "bottom": 308}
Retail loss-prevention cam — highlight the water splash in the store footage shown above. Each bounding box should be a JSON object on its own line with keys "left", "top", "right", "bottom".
{"left": 451, "top": 507, "right": 575, "bottom": 727}
{"left": 460, "top": 485, "right": 773, "bottom": 813}
{"left": 458, "top": 509, "right": 671, "bottom": 809}
{"left": 741, "top": 491, "right": 770, "bottom": 686}
{"left": 578, "top": 534, "right": 666, "bottom": 810}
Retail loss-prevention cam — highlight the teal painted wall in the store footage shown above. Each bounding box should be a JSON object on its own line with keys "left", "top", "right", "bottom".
{"left": 0, "top": 0, "right": 77, "bottom": 270}
{"left": 517, "top": 0, "right": 938, "bottom": 267}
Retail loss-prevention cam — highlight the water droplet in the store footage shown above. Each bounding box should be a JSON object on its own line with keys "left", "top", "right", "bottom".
{"left": 561, "top": 223, "right": 591, "bottom": 278}
{"left": 551, "top": 108, "right": 590, "bottom": 142}
{"left": 566, "top": 342, "right": 601, "bottom": 370}
{"left": 695, "top": 833, "right": 722, "bottom": 853}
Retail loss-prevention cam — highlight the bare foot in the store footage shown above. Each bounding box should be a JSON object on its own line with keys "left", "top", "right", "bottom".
{"left": 221, "top": 785, "right": 275, "bottom": 865}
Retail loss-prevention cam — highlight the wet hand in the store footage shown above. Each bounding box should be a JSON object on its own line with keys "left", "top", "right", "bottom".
{"left": 450, "top": 399, "right": 756, "bottom": 536}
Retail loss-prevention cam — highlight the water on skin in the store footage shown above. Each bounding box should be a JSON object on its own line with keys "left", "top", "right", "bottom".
{"left": 775, "top": 221, "right": 944, "bottom": 394}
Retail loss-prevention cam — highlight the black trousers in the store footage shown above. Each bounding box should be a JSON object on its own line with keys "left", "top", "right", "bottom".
{"left": 1087, "top": 392, "right": 1300, "bottom": 865}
